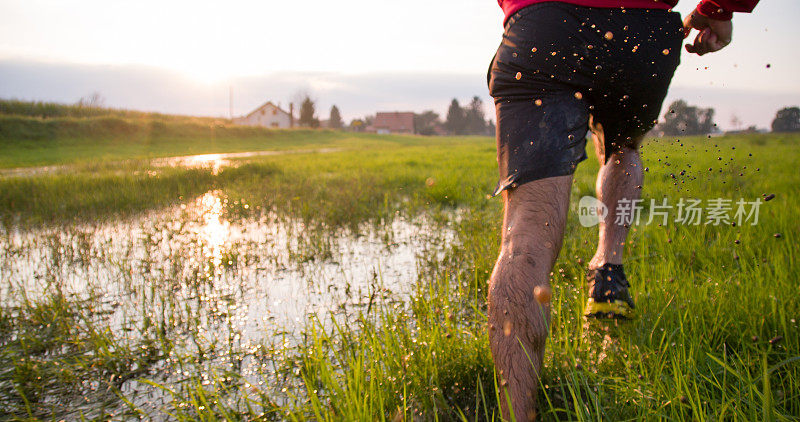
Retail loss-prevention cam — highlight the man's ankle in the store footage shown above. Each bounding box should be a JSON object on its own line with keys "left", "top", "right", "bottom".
{"left": 588, "top": 259, "right": 623, "bottom": 270}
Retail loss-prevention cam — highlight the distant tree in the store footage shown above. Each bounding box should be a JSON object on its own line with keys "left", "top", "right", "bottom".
{"left": 730, "top": 114, "right": 742, "bottom": 131}
{"left": 77, "top": 92, "right": 105, "bottom": 108}
{"left": 328, "top": 105, "right": 343, "bottom": 129}
{"left": 414, "top": 110, "right": 441, "bottom": 135}
{"left": 657, "top": 99, "right": 716, "bottom": 136}
{"left": 464, "top": 96, "right": 488, "bottom": 135}
{"left": 445, "top": 99, "right": 466, "bottom": 135}
{"left": 487, "top": 119, "right": 496, "bottom": 136}
{"left": 771, "top": 106, "right": 800, "bottom": 132}
{"left": 299, "top": 96, "right": 319, "bottom": 128}
{"left": 349, "top": 118, "right": 365, "bottom": 132}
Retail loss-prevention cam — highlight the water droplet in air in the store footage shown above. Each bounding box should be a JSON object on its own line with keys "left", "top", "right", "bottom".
{"left": 604, "top": 31, "right": 613, "bottom": 40}
{"left": 515, "top": 72, "right": 522, "bottom": 80}
{"left": 531, "top": 47, "right": 538, "bottom": 53}
{"left": 574, "top": 92, "right": 583, "bottom": 100}
{"left": 662, "top": 48, "right": 670, "bottom": 55}
{"left": 503, "top": 320, "right": 513, "bottom": 336}
{"left": 534, "top": 286, "right": 552, "bottom": 304}
{"left": 534, "top": 99, "right": 543, "bottom": 106}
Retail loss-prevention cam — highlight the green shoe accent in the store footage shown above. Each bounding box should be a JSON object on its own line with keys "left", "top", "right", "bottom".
{"left": 584, "top": 298, "right": 635, "bottom": 319}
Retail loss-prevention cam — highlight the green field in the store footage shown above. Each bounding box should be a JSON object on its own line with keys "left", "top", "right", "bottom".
{"left": 0, "top": 105, "right": 798, "bottom": 420}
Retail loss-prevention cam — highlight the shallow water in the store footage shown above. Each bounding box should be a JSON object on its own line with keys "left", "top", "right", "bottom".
{"left": 0, "top": 147, "right": 342, "bottom": 177}
{"left": 0, "top": 189, "right": 452, "bottom": 416}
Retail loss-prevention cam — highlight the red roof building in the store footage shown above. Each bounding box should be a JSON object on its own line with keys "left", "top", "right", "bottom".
{"left": 370, "top": 112, "right": 415, "bottom": 134}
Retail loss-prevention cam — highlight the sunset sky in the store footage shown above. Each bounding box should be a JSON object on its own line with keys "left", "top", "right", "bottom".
{"left": 1, "top": 0, "right": 798, "bottom": 129}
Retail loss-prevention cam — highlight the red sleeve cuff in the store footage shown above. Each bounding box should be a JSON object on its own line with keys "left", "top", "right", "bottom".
{"left": 696, "top": 1, "right": 734, "bottom": 20}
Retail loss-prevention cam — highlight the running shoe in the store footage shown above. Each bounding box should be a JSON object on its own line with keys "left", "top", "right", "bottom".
{"left": 585, "top": 263, "right": 635, "bottom": 319}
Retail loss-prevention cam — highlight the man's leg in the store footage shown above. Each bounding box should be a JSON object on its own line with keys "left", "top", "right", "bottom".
{"left": 588, "top": 133, "right": 643, "bottom": 269}
{"left": 488, "top": 174, "right": 572, "bottom": 421}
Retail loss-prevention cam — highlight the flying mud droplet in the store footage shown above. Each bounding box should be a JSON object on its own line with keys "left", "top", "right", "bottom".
{"left": 534, "top": 99, "right": 543, "bottom": 106}
{"left": 534, "top": 286, "right": 552, "bottom": 304}
{"left": 662, "top": 48, "right": 670, "bottom": 55}
{"left": 574, "top": 91, "right": 583, "bottom": 100}
{"left": 425, "top": 177, "right": 435, "bottom": 187}
{"left": 515, "top": 72, "right": 522, "bottom": 80}
{"left": 763, "top": 193, "right": 775, "bottom": 201}
{"left": 773, "top": 233, "right": 782, "bottom": 238}
{"left": 531, "top": 47, "right": 538, "bottom": 53}
{"left": 604, "top": 31, "right": 614, "bottom": 40}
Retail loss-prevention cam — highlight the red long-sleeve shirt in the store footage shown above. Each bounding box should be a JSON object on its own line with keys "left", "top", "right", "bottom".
{"left": 499, "top": 0, "right": 759, "bottom": 23}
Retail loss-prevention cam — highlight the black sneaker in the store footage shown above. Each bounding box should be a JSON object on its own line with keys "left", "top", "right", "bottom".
{"left": 585, "top": 263, "right": 635, "bottom": 319}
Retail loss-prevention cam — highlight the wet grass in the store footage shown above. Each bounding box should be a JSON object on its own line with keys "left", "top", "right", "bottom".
{"left": 0, "top": 131, "right": 798, "bottom": 420}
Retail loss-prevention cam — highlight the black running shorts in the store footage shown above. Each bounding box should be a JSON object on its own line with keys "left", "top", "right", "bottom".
{"left": 488, "top": 3, "right": 684, "bottom": 195}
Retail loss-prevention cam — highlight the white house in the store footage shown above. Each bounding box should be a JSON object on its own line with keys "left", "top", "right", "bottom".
{"left": 234, "top": 101, "right": 294, "bottom": 128}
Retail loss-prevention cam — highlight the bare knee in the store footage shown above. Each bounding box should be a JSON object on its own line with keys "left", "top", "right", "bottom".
{"left": 488, "top": 281, "right": 548, "bottom": 349}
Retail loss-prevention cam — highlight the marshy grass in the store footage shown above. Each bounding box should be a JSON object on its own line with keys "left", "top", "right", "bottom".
{"left": 0, "top": 128, "right": 798, "bottom": 420}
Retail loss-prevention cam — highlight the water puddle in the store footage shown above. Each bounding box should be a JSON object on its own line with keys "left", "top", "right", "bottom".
{"left": 0, "top": 189, "right": 452, "bottom": 416}
{"left": 0, "top": 147, "right": 342, "bottom": 177}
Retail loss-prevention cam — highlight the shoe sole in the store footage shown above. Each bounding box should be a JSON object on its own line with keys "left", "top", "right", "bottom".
{"left": 584, "top": 298, "right": 634, "bottom": 319}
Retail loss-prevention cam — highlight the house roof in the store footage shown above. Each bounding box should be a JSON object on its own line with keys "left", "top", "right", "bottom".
{"left": 244, "top": 101, "right": 292, "bottom": 119}
{"left": 373, "top": 112, "right": 414, "bottom": 132}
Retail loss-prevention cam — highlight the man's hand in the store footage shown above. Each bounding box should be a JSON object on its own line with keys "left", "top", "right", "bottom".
{"left": 682, "top": 10, "right": 733, "bottom": 56}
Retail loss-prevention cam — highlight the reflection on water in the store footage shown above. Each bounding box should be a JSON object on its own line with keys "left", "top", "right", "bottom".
{"left": 177, "top": 154, "right": 228, "bottom": 175}
{"left": 197, "top": 190, "right": 228, "bottom": 265}
{"left": 0, "top": 189, "right": 451, "bottom": 416}
{"left": 0, "top": 148, "right": 343, "bottom": 177}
